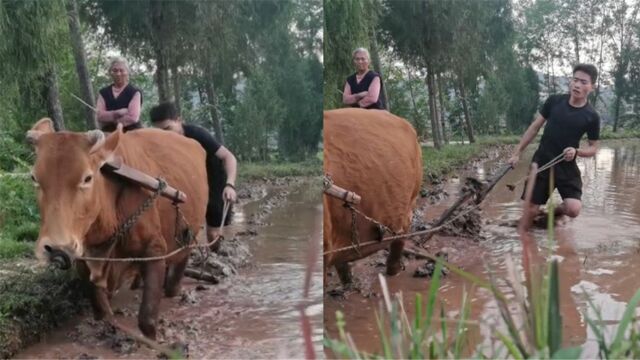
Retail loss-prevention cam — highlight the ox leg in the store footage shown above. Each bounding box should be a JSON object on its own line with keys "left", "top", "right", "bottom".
{"left": 386, "top": 240, "right": 405, "bottom": 276}
{"left": 164, "top": 255, "right": 189, "bottom": 297}
{"left": 76, "top": 262, "right": 112, "bottom": 320}
{"left": 335, "top": 262, "right": 353, "bottom": 285}
{"left": 138, "top": 259, "right": 165, "bottom": 339}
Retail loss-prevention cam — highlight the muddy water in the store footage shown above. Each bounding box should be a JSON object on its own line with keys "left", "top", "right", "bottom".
{"left": 325, "top": 142, "right": 640, "bottom": 358}
{"left": 16, "top": 181, "right": 323, "bottom": 359}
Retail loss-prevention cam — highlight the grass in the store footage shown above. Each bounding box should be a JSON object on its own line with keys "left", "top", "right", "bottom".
{"left": 238, "top": 158, "right": 322, "bottom": 182}
{"left": 422, "top": 135, "right": 520, "bottom": 180}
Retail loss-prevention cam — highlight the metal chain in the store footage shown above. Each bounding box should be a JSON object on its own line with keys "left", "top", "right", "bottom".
{"left": 108, "top": 179, "right": 168, "bottom": 248}
{"left": 348, "top": 203, "right": 361, "bottom": 256}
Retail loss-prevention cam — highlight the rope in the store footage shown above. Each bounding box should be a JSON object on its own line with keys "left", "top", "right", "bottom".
{"left": 324, "top": 200, "right": 482, "bottom": 256}
{"left": 77, "top": 201, "right": 231, "bottom": 263}
{"left": 506, "top": 152, "right": 567, "bottom": 191}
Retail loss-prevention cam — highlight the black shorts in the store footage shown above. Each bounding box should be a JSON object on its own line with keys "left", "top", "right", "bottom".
{"left": 521, "top": 164, "right": 582, "bottom": 205}
{"left": 206, "top": 191, "right": 234, "bottom": 227}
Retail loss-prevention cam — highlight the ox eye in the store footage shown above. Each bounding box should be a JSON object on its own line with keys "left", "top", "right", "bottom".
{"left": 83, "top": 175, "right": 93, "bottom": 183}
{"left": 31, "top": 173, "right": 39, "bottom": 186}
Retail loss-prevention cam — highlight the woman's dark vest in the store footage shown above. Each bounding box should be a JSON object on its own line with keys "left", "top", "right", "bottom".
{"left": 98, "top": 84, "right": 143, "bottom": 132}
{"left": 346, "top": 70, "right": 385, "bottom": 110}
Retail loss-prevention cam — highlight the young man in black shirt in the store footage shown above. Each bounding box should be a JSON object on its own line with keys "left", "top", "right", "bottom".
{"left": 150, "top": 103, "right": 237, "bottom": 251}
{"left": 509, "top": 64, "right": 601, "bottom": 231}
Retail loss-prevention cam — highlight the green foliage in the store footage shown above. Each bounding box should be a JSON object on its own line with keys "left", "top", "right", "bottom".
{"left": 238, "top": 158, "right": 321, "bottom": 182}
{"left": 0, "top": 174, "right": 39, "bottom": 244}
{"left": 323, "top": 0, "right": 378, "bottom": 110}
{"left": 225, "top": 69, "right": 285, "bottom": 162}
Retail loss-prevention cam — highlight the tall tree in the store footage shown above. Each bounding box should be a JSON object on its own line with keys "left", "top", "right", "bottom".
{"left": 66, "top": 0, "right": 95, "bottom": 129}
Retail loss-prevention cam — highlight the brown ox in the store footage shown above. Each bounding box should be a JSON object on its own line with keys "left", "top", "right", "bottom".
{"left": 323, "top": 109, "right": 422, "bottom": 284}
{"left": 27, "top": 118, "right": 207, "bottom": 339}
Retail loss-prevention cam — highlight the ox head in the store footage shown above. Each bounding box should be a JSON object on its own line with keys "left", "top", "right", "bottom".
{"left": 27, "top": 118, "right": 122, "bottom": 268}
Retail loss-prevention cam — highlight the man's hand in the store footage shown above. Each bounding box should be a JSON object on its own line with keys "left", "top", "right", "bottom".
{"left": 115, "top": 108, "right": 128, "bottom": 117}
{"left": 508, "top": 153, "right": 520, "bottom": 168}
{"left": 223, "top": 185, "right": 237, "bottom": 203}
{"left": 563, "top": 147, "right": 577, "bottom": 161}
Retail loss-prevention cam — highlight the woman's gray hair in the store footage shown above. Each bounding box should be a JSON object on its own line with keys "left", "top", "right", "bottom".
{"left": 108, "top": 56, "right": 130, "bottom": 73}
{"left": 352, "top": 48, "right": 370, "bottom": 60}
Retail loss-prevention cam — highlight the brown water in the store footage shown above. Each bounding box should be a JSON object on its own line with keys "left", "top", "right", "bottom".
{"left": 325, "top": 142, "right": 640, "bottom": 358}
{"left": 16, "top": 181, "right": 323, "bottom": 359}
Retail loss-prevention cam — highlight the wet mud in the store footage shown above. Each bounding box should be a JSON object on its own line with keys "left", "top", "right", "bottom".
{"left": 325, "top": 141, "right": 640, "bottom": 358}
{"left": 13, "top": 177, "right": 323, "bottom": 359}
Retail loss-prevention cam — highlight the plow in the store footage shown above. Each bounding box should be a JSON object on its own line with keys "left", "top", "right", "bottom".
{"left": 323, "top": 164, "right": 514, "bottom": 255}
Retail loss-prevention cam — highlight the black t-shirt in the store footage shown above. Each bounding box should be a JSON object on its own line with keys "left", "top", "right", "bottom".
{"left": 346, "top": 70, "right": 385, "bottom": 109}
{"left": 182, "top": 124, "right": 226, "bottom": 196}
{"left": 533, "top": 94, "right": 600, "bottom": 177}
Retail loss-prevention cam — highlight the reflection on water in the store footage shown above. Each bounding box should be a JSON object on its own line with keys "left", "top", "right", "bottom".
{"left": 325, "top": 142, "right": 640, "bottom": 358}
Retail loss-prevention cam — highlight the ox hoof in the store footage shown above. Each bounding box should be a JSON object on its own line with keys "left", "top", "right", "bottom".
{"left": 139, "top": 321, "right": 157, "bottom": 340}
{"left": 165, "top": 285, "right": 181, "bottom": 298}
{"left": 386, "top": 261, "right": 405, "bottom": 276}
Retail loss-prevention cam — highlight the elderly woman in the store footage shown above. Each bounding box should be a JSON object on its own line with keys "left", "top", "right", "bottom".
{"left": 342, "top": 48, "right": 385, "bottom": 110}
{"left": 96, "top": 57, "right": 143, "bottom": 132}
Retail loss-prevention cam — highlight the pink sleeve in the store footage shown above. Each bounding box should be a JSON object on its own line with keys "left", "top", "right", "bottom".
{"left": 342, "top": 82, "right": 359, "bottom": 105}
{"left": 359, "top": 76, "right": 381, "bottom": 108}
{"left": 96, "top": 95, "right": 115, "bottom": 123}
{"left": 121, "top": 92, "right": 141, "bottom": 125}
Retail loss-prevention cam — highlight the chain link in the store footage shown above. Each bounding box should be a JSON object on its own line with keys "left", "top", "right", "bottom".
{"left": 107, "top": 179, "right": 168, "bottom": 249}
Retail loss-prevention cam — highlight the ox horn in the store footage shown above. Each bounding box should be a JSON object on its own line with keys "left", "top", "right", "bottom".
{"left": 86, "top": 130, "right": 106, "bottom": 153}
{"left": 26, "top": 118, "right": 55, "bottom": 145}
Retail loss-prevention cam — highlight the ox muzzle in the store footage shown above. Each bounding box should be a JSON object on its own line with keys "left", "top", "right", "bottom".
{"left": 44, "top": 245, "right": 74, "bottom": 270}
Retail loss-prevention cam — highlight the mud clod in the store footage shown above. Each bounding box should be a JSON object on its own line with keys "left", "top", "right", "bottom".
{"left": 413, "top": 252, "right": 449, "bottom": 278}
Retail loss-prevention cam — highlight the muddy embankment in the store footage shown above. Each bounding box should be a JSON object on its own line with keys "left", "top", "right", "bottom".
{"left": 1, "top": 176, "right": 318, "bottom": 358}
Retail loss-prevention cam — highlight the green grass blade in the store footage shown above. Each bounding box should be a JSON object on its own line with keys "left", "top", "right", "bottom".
{"left": 496, "top": 330, "right": 525, "bottom": 360}
{"left": 610, "top": 287, "right": 640, "bottom": 352}
{"left": 551, "top": 346, "right": 582, "bottom": 359}
{"left": 547, "top": 260, "right": 562, "bottom": 355}
{"left": 453, "top": 288, "right": 471, "bottom": 358}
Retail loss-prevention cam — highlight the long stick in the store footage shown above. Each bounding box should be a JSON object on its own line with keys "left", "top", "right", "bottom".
{"left": 70, "top": 92, "right": 98, "bottom": 112}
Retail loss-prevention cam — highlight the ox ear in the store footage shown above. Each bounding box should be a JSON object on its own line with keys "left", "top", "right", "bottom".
{"left": 26, "top": 118, "right": 55, "bottom": 145}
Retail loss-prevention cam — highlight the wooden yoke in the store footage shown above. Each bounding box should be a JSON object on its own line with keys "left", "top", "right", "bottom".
{"left": 102, "top": 157, "right": 187, "bottom": 203}
{"left": 323, "top": 176, "right": 361, "bottom": 204}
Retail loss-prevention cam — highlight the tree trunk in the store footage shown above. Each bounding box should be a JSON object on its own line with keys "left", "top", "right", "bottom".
{"left": 66, "top": 0, "right": 95, "bottom": 130}
{"left": 205, "top": 67, "right": 224, "bottom": 144}
{"left": 613, "top": 94, "right": 621, "bottom": 132}
{"left": 43, "top": 67, "right": 65, "bottom": 131}
{"left": 151, "top": 1, "right": 171, "bottom": 102}
{"left": 425, "top": 68, "right": 442, "bottom": 149}
{"left": 154, "top": 47, "right": 171, "bottom": 102}
{"left": 369, "top": 28, "right": 389, "bottom": 110}
{"left": 406, "top": 67, "right": 425, "bottom": 139}
{"left": 171, "top": 64, "right": 181, "bottom": 114}
{"left": 458, "top": 79, "right": 475, "bottom": 143}
{"left": 436, "top": 73, "right": 448, "bottom": 144}
{"left": 573, "top": 30, "right": 580, "bottom": 64}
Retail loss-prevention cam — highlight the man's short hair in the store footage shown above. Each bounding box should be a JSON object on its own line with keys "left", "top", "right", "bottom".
{"left": 150, "top": 102, "right": 179, "bottom": 123}
{"left": 573, "top": 63, "right": 598, "bottom": 84}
